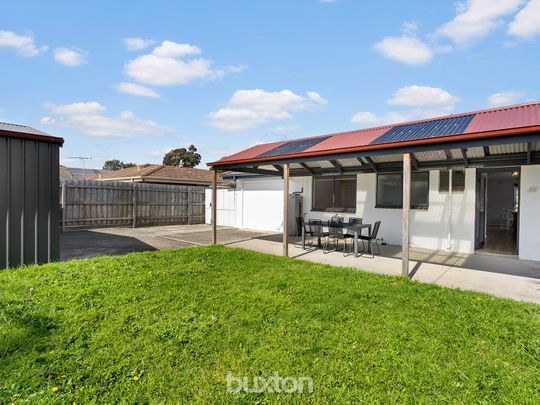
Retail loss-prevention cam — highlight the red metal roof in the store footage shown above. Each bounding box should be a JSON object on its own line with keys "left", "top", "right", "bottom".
{"left": 465, "top": 102, "right": 540, "bottom": 133}
{"left": 208, "top": 101, "right": 540, "bottom": 167}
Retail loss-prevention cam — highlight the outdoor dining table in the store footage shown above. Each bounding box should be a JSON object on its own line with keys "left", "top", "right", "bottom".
{"left": 302, "top": 221, "right": 372, "bottom": 257}
{"left": 345, "top": 223, "right": 372, "bottom": 257}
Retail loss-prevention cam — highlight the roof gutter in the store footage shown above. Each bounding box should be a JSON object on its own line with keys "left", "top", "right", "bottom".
{"left": 0, "top": 129, "right": 64, "bottom": 145}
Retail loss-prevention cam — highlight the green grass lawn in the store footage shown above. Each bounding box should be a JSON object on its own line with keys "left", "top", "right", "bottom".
{"left": 1, "top": 246, "right": 540, "bottom": 403}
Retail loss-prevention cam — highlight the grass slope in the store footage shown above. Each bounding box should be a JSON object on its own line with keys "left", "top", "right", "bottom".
{"left": 1, "top": 246, "right": 540, "bottom": 403}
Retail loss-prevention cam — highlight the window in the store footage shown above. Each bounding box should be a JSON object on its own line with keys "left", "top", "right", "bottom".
{"left": 439, "top": 170, "right": 465, "bottom": 192}
{"left": 376, "top": 173, "right": 402, "bottom": 208}
{"left": 411, "top": 172, "right": 429, "bottom": 207}
{"left": 312, "top": 175, "right": 356, "bottom": 212}
{"left": 376, "top": 172, "right": 430, "bottom": 209}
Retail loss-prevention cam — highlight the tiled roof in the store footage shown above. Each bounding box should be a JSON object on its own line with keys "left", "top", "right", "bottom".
{"left": 91, "top": 164, "right": 219, "bottom": 185}
{"left": 59, "top": 165, "right": 73, "bottom": 182}
{"left": 208, "top": 101, "right": 540, "bottom": 167}
{"left": 60, "top": 166, "right": 105, "bottom": 181}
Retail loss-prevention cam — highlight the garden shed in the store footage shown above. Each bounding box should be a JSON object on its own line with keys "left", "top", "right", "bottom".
{"left": 0, "top": 122, "right": 63, "bottom": 269}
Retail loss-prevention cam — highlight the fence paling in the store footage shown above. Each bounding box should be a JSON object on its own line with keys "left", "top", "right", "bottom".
{"left": 60, "top": 180, "right": 206, "bottom": 229}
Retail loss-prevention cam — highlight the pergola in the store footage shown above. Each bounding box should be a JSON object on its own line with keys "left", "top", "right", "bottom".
{"left": 208, "top": 102, "right": 540, "bottom": 275}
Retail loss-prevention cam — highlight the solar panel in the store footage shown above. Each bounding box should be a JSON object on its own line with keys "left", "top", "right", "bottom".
{"left": 257, "top": 136, "right": 331, "bottom": 157}
{"left": 371, "top": 114, "right": 475, "bottom": 145}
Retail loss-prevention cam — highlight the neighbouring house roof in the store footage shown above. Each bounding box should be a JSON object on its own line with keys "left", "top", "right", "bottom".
{"left": 89, "top": 164, "right": 220, "bottom": 185}
{"left": 208, "top": 101, "right": 540, "bottom": 168}
{"left": 0, "top": 121, "right": 64, "bottom": 145}
{"left": 60, "top": 166, "right": 107, "bottom": 181}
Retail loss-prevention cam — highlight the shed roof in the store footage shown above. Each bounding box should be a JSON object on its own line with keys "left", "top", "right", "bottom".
{"left": 0, "top": 122, "right": 64, "bottom": 145}
{"left": 208, "top": 101, "right": 540, "bottom": 168}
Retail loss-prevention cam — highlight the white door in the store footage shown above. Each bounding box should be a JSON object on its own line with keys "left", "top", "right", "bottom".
{"left": 241, "top": 180, "right": 284, "bottom": 232}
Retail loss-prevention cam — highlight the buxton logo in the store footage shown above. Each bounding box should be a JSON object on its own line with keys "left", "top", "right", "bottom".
{"left": 226, "top": 371, "right": 314, "bottom": 394}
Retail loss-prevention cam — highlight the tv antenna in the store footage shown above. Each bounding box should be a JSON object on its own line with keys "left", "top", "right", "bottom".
{"left": 68, "top": 156, "right": 93, "bottom": 179}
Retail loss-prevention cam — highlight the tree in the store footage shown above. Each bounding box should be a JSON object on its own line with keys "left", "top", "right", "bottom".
{"left": 103, "top": 160, "right": 137, "bottom": 171}
{"left": 162, "top": 145, "right": 201, "bottom": 167}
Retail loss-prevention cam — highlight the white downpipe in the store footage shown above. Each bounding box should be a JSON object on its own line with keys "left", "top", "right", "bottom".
{"left": 447, "top": 169, "right": 453, "bottom": 251}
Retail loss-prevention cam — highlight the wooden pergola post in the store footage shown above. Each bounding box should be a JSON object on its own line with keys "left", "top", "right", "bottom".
{"left": 212, "top": 169, "right": 218, "bottom": 245}
{"left": 402, "top": 153, "right": 411, "bottom": 276}
{"left": 283, "top": 163, "right": 290, "bottom": 257}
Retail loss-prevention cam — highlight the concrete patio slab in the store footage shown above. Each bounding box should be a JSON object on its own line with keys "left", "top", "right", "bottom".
{"left": 60, "top": 224, "right": 540, "bottom": 304}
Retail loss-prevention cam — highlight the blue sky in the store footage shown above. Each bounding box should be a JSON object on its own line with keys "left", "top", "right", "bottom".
{"left": 1, "top": 0, "right": 539, "bottom": 169}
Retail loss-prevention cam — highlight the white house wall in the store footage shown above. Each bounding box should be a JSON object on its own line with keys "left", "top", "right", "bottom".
{"left": 209, "top": 165, "right": 540, "bottom": 260}
{"left": 206, "top": 178, "right": 295, "bottom": 232}
{"left": 519, "top": 165, "right": 540, "bottom": 261}
{"left": 296, "top": 169, "right": 476, "bottom": 253}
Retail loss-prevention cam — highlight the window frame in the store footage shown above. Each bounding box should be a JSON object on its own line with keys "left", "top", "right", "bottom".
{"left": 311, "top": 175, "right": 357, "bottom": 213}
{"left": 439, "top": 169, "right": 465, "bottom": 193}
{"left": 375, "top": 171, "right": 430, "bottom": 210}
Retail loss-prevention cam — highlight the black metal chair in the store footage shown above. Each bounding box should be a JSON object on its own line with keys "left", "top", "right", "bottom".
{"left": 309, "top": 219, "right": 328, "bottom": 249}
{"left": 300, "top": 217, "right": 313, "bottom": 248}
{"left": 343, "top": 217, "right": 363, "bottom": 256}
{"left": 358, "top": 221, "right": 381, "bottom": 257}
{"left": 324, "top": 217, "right": 347, "bottom": 253}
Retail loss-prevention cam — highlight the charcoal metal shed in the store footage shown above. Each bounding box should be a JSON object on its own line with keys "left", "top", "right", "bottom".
{"left": 0, "top": 122, "right": 64, "bottom": 269}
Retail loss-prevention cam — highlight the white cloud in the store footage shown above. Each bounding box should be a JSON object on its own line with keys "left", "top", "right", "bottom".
{"left": 351, "top": 85, "right": 458, "bottom": 128}
{"left": 374, "top": 22, "right": 433, "bottom": 65}
{"left": 151, "top": 41, "right": 201, "bottom": 58}
{"left": 388, "top": 85, "right": 458, "bottom": 110}
{"left": 306, "top": 91, "right": 328, "bottom": 104}
{"left": 123, "top": 37, "right": 155, "bottom": 51}
{"left": 124, "top": 40, "right": 245, "bottom": 86}
{"left": 374, "top": 35, "right": 433, "bottom": 65}
{"left": 0, "top": 30, "right": 47, "bottom": 57}
{"left": 487, "top": 90, "right": 525, "bottom": 107}
{"left": 436, "top": 0, "right": 525, "bottom": 46}
{"left": 508, "top": 0, "right": 540, "bottom": 39}
{"left": 116, "top": 82, "right": 160, "bottom": 98}
{"left": 209, "top": 89, "right": 327, "bottom": 131}
{"left": 41, "top": 101, "right": 173, "bottom": 138}
{"left": 54, "top": 47, "right": 88, "bottom": 66}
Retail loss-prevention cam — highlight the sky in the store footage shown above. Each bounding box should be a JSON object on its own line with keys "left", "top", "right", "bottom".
{"left": 1, "top": 0, "right": 540, "bottom": 169}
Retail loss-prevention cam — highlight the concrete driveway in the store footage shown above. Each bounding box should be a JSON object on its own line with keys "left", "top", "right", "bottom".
{"left": 61, "top": 224, "right": 540, "bottom": 304}
{"left": 60, "top": 224, "right": 271, "bottom": 261}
